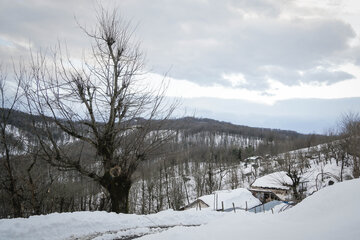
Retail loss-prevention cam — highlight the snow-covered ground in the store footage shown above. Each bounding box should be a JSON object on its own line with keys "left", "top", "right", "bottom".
{"left": 139, "top": 179, "right": 360, "bottom": 240}
{"left": 1, "top": 179, "right": 359, "bottom": 240}
{"left": 0, "top": 208, "right": 225, "bottom": 240}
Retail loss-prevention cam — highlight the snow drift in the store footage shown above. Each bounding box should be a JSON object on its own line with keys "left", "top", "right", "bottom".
{"left": 0, "top": 207, "right": 224, "bottom": 240}
{"left": 1, "top": 179, "right": 359, "bottom": 240}
{"left": 139, "top": 179, "right": 360, "bottom": 240}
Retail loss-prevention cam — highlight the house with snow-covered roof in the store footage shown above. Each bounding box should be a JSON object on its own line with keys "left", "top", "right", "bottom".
{"left": 182, "top": 188, "right": 261, "bottom": 211}
{"left": 249, "top": 171, "right": 293, "bottom": 203}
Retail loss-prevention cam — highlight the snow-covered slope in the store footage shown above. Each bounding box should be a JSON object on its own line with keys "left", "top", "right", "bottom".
{"left": 1, "top": 179, "right": 359, "bottom": 240}
{"left": 0, "top": 208, "right": 224, "bottom": 240}
{"left": 139, "top": 179, "right": 360, "bottom": 240}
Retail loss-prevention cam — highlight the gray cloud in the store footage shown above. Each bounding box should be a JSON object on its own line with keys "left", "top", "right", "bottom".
{"left": 229, "top": 0, "right": 284, "bottom": 18}
{"left": 124, "top": 1, "right": 357, "bottom": 89}
{"left": 0, "top": 0, "right": 358, "bottom": 90}
{"left": 301, "top": 69, "right": 354, "bottom": 84}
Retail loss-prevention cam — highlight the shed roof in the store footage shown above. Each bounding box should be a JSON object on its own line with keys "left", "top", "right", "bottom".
{"left": 251, "top": 171, "right": 292, "bottom": 190}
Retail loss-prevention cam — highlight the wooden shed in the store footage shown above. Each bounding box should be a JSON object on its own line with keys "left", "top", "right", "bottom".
{"left": 249, "top": 171, "right": 292, "bottom": 203}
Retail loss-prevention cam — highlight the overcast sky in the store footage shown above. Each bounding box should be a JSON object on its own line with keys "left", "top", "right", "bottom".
{"left": 1, "top": 0, "right": 360, "bottom": 133}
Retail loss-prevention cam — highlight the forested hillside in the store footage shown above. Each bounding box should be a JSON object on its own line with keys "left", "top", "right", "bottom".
{"left": 0, "top": 108, "right": 349, "bottom": 217}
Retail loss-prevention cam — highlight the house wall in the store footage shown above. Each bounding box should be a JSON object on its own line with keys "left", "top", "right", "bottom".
{"left": 250, "top": 187, "right": 289, "bottom": 202}
{"left": 251, "top": 186, "right": 289, "bottom": 195}
{"left": 183, "top": 200, "right": 209, "bottom": 210}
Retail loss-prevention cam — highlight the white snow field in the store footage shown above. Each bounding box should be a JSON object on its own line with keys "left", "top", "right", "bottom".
{"left": 139, "top": 179, "right": 360, "bottom": 240}
{"left": 0, "top": 207, "right": 225, "bottom": 240}
{"left": 1, "top": 179, "right": 359, "bottom": 240}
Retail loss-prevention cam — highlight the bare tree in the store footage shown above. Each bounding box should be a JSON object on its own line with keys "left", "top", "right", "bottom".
{"left": 21, "top": 8, "right": 176, "bottom": 213}
{"left": 0, "top": 65, "right": 23, "bottom": 217}
{"left": 340, "top": 113, "right": 360, "bottom": 178}
{"left": 277, "top": 153, "right": 304, "bottom": 201}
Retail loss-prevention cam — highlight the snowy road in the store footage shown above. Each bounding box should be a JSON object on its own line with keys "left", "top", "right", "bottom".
{"left": 66, "top": 224, "right": 200, "bottom": 240}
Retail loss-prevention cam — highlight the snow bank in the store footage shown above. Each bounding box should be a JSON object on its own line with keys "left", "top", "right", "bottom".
{"left": 2, "top": 180, "right": 359, "bottom": 240}
{"left": 139, "top": 179, "right": 360, "bottom": 240}
{"left": 0, "top": 209, "right": 224, "bottom": 240}
{"left": 199, "top": 188, "right": 261, "bottom": 210}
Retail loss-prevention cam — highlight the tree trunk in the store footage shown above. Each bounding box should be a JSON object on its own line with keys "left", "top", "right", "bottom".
{"left": 353, "top": 156, "right": 360, "bottom": 178}
{"left": 101, "top": 172, "right": 132, "bottom": 213}
{"left": 141, "top": 179, "right": 146, "bottom": 214}
{"left": 11, "top": 191, "right": 22, "bottom": 218}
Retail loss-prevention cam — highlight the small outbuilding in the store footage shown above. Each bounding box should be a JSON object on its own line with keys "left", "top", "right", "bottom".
{"left": 249, "top": 171, "right": 292, "bottom": 203}
{"left": 182, "top": 188, "right": 261, "bottom": 211}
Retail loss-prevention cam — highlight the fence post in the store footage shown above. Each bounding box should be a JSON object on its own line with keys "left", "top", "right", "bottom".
{"left": 271, "top": 208, "right": 274, "bottom": 214}
{"left": 213, "top": 193, "right": 216, "bottom": 210}
{"left": 232, "top": 202, "right": 236, "bottom": 213}
{"left": 263, "top": 204, "right": 265, "bottom": 213}
{"left": 222, "top": 201, "right": 224, "bottom": 212}
{"left": 245, "top": 201, "right": 248, "bottom": 211}
{"left": 216, "top": 194, "right": 218, "bottom": 210}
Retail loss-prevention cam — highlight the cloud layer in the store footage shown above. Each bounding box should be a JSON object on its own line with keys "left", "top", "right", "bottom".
{"left": 0, "top": 0, "right": 359, "bottom": 92}
{"left": 122, "top": 0, "right": 358, "bottom": 90}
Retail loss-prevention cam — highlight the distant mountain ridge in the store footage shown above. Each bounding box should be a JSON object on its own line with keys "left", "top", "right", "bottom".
{"left": 162, "top": 116, "right": 306, "bottom": 140}
{"left": 2, "top": 108, "right": 317, "bottom": 143}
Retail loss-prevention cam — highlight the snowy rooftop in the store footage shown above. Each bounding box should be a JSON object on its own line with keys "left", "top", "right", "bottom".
{"left": 246, "top": 156, "right": 262, "bottom": 161}
{"left": 198, "top": 188, "right": 261, "bottom": 210}
{"left": 251, "top": 171, "right": 292, "bottom": 190}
